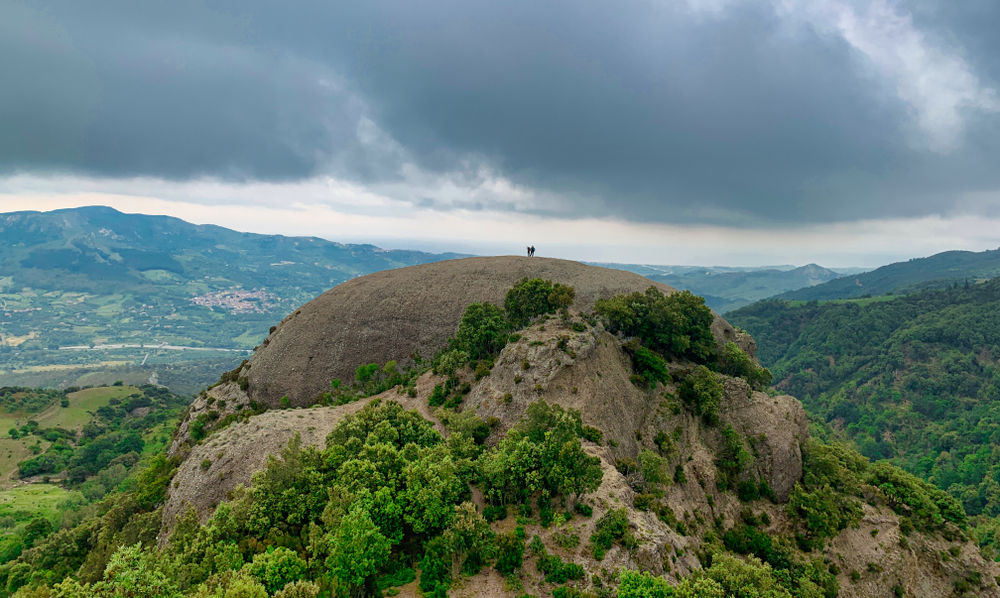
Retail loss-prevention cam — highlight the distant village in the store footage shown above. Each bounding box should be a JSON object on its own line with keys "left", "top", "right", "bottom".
{"left": 189, "top": 289, "right": 279, "bottom": 313}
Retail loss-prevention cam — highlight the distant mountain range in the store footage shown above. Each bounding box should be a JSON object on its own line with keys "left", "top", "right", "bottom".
{"left": 6, "top": 205, "right": 997, "bottom": 393}
{"left": 1, "top": 206, "right": 467, "bottom": 296}
{"left": 594, "top": 262, "right": 868, "bottom": 313}
{"left": 0, "top": 206, "right": 467, "bottom": 390}
{"left": 601, "top": 248, "right": 1000, "bottom": 312}
{"left": 774, "top": 248, "right": 1000, "bottom": 302}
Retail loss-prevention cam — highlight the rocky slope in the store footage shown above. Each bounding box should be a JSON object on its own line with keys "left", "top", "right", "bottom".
{"left": 162, "top": 257, "right": 1000, "bottom": 598}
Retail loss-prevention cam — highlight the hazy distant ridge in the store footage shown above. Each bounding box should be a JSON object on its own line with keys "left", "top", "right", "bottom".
{"left": 775, "top": 248, "right": 1000, "bottom": 301}
{"left": 594, "top": 261, "right": 863, "bottom": 312}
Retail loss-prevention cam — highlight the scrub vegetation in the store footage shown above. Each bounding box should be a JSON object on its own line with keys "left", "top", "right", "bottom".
{"left": 0, "top": 277, "right": 991, "bottom": 598}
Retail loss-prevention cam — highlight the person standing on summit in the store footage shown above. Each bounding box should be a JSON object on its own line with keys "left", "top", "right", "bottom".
{"left": 527, "top": 246, "right": 531, "bottom": 257}
{"left": 530, "top": 245, "right": 536, "bottom": 257}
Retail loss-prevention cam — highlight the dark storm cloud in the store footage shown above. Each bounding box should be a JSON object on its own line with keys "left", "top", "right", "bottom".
{"left": 2, "top": 0, "right": 1000, "bottom": 225}
{"left": 0, "top": 1, "right": 389, "bottom": 181}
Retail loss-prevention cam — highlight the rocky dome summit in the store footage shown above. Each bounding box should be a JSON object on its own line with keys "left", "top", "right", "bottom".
{"left": 245, "top": 256, "right": 743, "bottom": 408}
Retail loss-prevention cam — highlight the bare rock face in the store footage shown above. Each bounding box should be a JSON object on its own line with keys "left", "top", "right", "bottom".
{"left": 719, "top": 386, "right": 808, "bottom": 501}
{"left": 161, "top": 304, "right": 1000, "bottom": 598}
{"left": 165, "top": 257, "right": 758, "bottom": 534}
{"left": 167, "top": 314, "right": 786, "bottom": 540}
{"left": 162, "top": 405, "right": 351, "bottom": 538}
{"left": 246, "top": 257, "right": 684, "bottom": 408}
{"left": 169, "top": 382, "right": 252, "bottom": 458}
{"left": 712, "top": 318, "right": 757, "bottom": 358}
{"left": 467, "top": 323, "right": 651, "bottom": 454}
{"left": 466, "top": 317, "right": 806, "bottom": 499}
{"left": 821, "top": 504, "right": 1000, "bottom": 598}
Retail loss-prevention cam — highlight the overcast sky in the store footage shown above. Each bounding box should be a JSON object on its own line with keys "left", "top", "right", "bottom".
{"left": 1, "top": 0, "right": 999, "bottom": 266}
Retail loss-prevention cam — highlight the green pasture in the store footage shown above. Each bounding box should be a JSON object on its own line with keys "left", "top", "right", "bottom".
{"left": 0, "top": 484, "right": 72, "bottom": 522}
{"left": 41, "top": 386, "right": 139, "bottom": 430}
{"left": 141, "top": 269, "right": 182, "bottom": 283}
{"left": 141, "top": 420, "right": 178, "bottom": 456}
{"left": 0, "top": 439, "right": 39, "bottom": 486}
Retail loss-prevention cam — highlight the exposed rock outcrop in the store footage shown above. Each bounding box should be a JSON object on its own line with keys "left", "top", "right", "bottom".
{"left": 465, "top": 317, "right": 803, "bottom": 501}
{"left": 243, "top": 257, "right": 753, "bottom": 408}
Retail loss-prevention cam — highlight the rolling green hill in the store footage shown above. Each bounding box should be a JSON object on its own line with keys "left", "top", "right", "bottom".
{"left": 775, "top": 248, "right": 1000, "bottom": 302}
{"left": 0, "top": 206, "right": 466, "bottom": 391}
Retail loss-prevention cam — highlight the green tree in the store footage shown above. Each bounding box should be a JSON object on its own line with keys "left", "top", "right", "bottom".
{"left": 93, "top": 543, "right": 180, "bottom": 598}
{"left": 246, "top": 547, "right": 308, "bottom": 594}
{"left": 353, "top": 486, "right": 404, "bottom": 546}
{"left": 400, "top": 446, "right": 465, "bottom": 535}
{"left": 619, "top": 569, "right": 687, "bottom": 598}
{"left": 354, "top": 363, "right": 379, "bottom": 385}
{"left": 418, "top": 538, "right": 452, "bottom": 595}
{"left": 504, "top": 278, "right": 573, "bottom": 327}
{"left": 22, "top": 516, "right": 53, "bottom": 547}
{"left": 787, "top": 484, "right": 863, "bottom": 546}
{"left": 493, "top": 530, "right": 525, "bottom": 575}
{"left": 678, "top": 366, "right": 724, "bottom": 425}
{"left": 694, "top": 553, "right": 792, "bottom": 598}
{"left": 632, "top": 346, "right": 672, "bottom": 388}
{"left": 223, "top": 572, "right": 270, "bottom": 598}
{"left": 382, "top": 360, "right": 398, "bottom": 378}
{"left": 715, "top": 425, "right": 752, "bottom": 491}
{"left": 638, "top": 450, "right": 669, "bottom": 487}
{"left": 327, "top": 509, "right": 391, "bottom": 597}
{"left": 619, "top": 556, "right": 796, "bottom": 598}
{"left": 441, "top": 502, "right": 493, "bottom": 577}
{"left": 549, "top": 284, "right": 576, "bottom": 318}
{"left": 480, "top": 435, "right": 543, "bottom": 504}
{"left": 596, "top": 288, "right": 716, "bottom": 363}
{"left": 718, "top": 342, "right": 772, "bottom": 390}
{"left": 273, "top": 581, "right": 320, "bottom": 598}
{"left": 454, "top": 302, "right": 510, "bottom": 360}
{"left": 541, "top": 434, "right": 603, "bottom": 503}
{"left": 432, "top": 349, "right": 469, "bottom": 377}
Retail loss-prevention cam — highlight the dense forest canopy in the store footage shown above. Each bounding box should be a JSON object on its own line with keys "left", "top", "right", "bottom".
{"left": 729, "top": 279, "right": 1000, "bottom": 524}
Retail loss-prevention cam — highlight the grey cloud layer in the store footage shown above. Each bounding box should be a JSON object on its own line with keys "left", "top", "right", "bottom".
{"left": 2, "top": 0, "right": 999, "bottom": 224}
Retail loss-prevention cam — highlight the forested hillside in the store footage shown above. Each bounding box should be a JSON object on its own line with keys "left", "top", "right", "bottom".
{"left": 645, "top": 264, "right": 845, "bottom": 313}
{"left": 728, "top": 280, "right": 1000, "bottom": 544}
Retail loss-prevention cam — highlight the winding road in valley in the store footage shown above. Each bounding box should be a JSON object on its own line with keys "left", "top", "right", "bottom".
{"left": 59, "top": 343, "right": 251, "bottom": 353}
